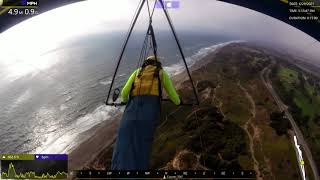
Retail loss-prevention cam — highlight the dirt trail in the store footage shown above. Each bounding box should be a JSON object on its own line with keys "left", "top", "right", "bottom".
{"left": 212, "top": 85, "right": 226, "bottom": 117}
{"left": 238, "top": 82, "right": 263, "bottom": 180}
{"left": 212, "top": 81, "right": 275, "bottom": 179}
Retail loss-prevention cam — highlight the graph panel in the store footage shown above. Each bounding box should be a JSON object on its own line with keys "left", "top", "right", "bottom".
{"left": 1, "top": 154, "right": 68, "bottom": 179}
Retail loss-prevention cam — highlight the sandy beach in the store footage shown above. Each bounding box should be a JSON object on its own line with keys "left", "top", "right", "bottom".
{"left": 68, "top": 116, "right": 120, "bottom": 170}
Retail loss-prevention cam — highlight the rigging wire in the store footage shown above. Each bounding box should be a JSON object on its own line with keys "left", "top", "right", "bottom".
{"left": 137, "top": 0, "right": 157, "bottom": 69}
{"left": 157, "top": 7, "right": 206, "bottom": 162}
{"left": 105, "top": 0, "right": 147, "bottom": 105}
{"left": 146, "top": 0, "right": 152, "bottom": 20}
{"left": 157, "top": 0, "right": 200, "bottom": 105}
{"left": 156, "top": 2, "right": 205, "bottom": 158}
{"left": 135, "top": 0, "right": 160, "bottom": 126}
{"left": 104, "top": 0, "right": 206, "bottom": 169}
{"left": 105, "top": 0, "right": 199, "bottom": 106}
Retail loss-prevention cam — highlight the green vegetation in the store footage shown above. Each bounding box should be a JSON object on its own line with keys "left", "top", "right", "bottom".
{"left": 271, "top": 63, "right": 320, "bottom": 173}
{"left": 151, "top": 102, "right": 247, "bottom": 170}
{"left": 276, "top": 66, "right": 320, "bottom": 122}
{"left": 150, "top": 44, "right": 300, "bottom": 179}
{"left": 269, "top": 112, "right": 292, "bottom": 136}
{"left": 278, "top": 67, "right": 298, "bottom": 86}
{"left": 96, "top": 43, "right": 300, "bottom": 179}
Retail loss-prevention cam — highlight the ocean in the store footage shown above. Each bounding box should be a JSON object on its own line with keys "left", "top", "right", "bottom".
{"left": 0, "top": 31, "right": 238, "bottom": 154}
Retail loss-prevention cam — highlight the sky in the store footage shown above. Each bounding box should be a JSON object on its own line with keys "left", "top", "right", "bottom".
{"left": 0, "top": 0, "right": 319, "bottom": 81}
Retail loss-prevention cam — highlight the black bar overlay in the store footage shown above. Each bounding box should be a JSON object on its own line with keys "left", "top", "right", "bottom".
{"left": 1, "top": 0, "right": 39, "bottom": 7}
{"left": 74, "top": 170, "right": 256, "bottom": 179}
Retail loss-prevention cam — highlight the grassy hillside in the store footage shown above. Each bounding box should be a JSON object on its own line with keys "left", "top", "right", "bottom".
{"left": 150, "top": 43, "right": 300, "bottom": 179}
{"left": 271, "top": 62, "right": 320, "bottom": 173}
{"left": 85, "top": 43, "right": 303, "bottom": 180}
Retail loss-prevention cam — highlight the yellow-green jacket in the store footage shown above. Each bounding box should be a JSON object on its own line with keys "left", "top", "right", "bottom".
{"left": 121, "top": 66, "right": 181, "bottom": 105}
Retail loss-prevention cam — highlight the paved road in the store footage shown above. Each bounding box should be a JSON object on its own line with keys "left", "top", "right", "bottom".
{"left": 260, "top": 66, "right": 320, "bottom": 180}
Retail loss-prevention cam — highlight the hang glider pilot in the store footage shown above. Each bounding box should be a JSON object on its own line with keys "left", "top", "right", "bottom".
{"left": 111, "top": 55, "right": 181, "bottom": 170}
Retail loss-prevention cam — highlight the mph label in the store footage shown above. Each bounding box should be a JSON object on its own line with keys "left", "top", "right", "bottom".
{"left": 0, "top": 0, "right": 38, "bottom": 7}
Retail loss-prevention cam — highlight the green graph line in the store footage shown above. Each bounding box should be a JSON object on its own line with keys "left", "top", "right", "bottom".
{"left": 1, "top": 162, "right": 68, "bottom": 179}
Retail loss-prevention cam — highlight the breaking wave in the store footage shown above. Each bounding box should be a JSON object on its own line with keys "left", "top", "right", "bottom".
{"left": 33, "top": 40, "right": 244, "bottom": 154}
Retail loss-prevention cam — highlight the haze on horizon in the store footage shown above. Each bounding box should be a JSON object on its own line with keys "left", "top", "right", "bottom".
{"left": 0, "top": 0, "right": 319, "bottom": 78}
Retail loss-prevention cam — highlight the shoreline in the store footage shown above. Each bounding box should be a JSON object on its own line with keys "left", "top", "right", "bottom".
{"left": 67, "top": 41, "right": 239, "bottom": 170}
{"left": 68, "top": 115, "right": 120, "bottom": 170}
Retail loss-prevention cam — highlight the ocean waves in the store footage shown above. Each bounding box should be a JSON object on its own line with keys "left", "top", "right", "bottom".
{"left": 28, "top": 40, "right": 244, "bottom": 154}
